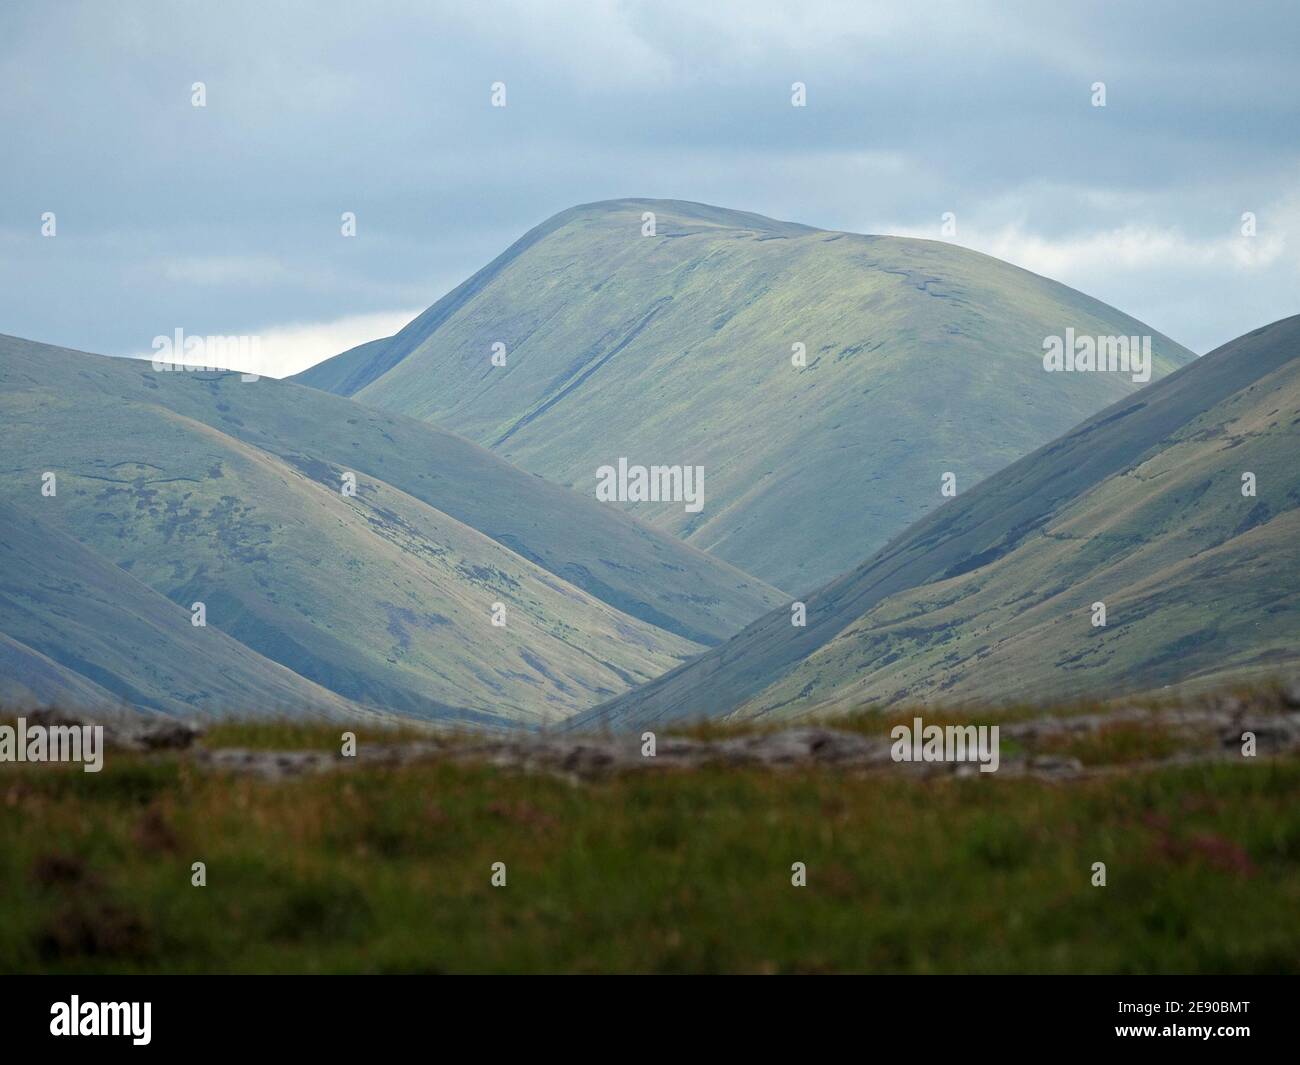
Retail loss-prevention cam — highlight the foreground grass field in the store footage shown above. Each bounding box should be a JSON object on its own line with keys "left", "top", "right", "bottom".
{"left": 2, "top": 706, "right": 1297, "bottom": 974}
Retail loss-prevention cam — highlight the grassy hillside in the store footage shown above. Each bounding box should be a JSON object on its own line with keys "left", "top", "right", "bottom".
{"left": 0, "top": 503, "right": 365, "bottom": 718}
{"left": 0, "top": 336, "right": 781, "bottom": 724}
{"left": 578, "top": 316, "right": 1300, "bottom": 729}
{"left": 3, "top": 335, "right": 778, "bottom": 648}
{"left": 297, "top": 198, "right": 1195, "bottom": 592}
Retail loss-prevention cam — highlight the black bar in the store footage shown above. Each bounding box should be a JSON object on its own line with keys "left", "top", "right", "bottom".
{"left": 0, "top": 975, "right": 1290, "bottom": 1051}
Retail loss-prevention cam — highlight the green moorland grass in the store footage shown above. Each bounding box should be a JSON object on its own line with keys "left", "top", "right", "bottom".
{"left": 1, "top": 720, "right": 1297, "bottom": 974}
{"left": 668, "top": 682, "right": 1292, "bottom": 766}
{"left": 197, "top": 719, "right": 441, "bottom": 751}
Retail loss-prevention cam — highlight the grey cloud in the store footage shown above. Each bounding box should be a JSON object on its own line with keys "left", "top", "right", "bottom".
{"left": 0, "top": 0, "right": 1296, "bottom": 357}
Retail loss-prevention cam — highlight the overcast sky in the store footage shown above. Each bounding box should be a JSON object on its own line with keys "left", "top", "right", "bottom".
{"left": 2, "top": 0, "right": 1297, "bottom": 376}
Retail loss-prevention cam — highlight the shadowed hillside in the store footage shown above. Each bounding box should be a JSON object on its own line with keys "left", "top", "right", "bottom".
{"left": 576, "top": 315, "right": 1300, "bottom": 730}
{"left": 0, "top": 501, "right": 367, "bottom": 719}
{"left": 0, "top": 335, "right": 782, "bottom": 724}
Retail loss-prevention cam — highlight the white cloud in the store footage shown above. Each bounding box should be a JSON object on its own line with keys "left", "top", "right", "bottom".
{"left": 881, "top": 220, "right": 1286, "bottom": 278}
{"left": 986, "top": 225, "right": 1284, "bottom": 277}
{"left": 870, "top": 188, "right": 1300, "bottom": 352}
{"left": 133, "top": 308, "right": 419, "bottom": 379}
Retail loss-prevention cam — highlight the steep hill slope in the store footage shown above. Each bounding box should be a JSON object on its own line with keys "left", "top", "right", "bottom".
{"left": 0, "top": 335, "right": 781, "bottom": 724}
{"left": 575, "top": 315, "right": 1300, "bottom": 729}
{"left": 296, "top": 198, "right": 1195, "bottom": 592}
{"left": 0, "top": 501, "right": 368, "bottom": 719}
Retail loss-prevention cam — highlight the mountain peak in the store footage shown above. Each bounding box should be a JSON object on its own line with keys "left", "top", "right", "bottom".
{"left": 542, "top": 197, "right": 825, "bottom": 237}
{"left": 295, "top": 200, "right": 1195, "bottom": 591}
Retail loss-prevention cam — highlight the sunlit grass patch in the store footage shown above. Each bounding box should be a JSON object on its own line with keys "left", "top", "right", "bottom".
{"left": 199, "top": 719, "right": 440, "bottom": 751}
{"left": 1032, "top": 720, "right": 1193, "bottom": 766}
